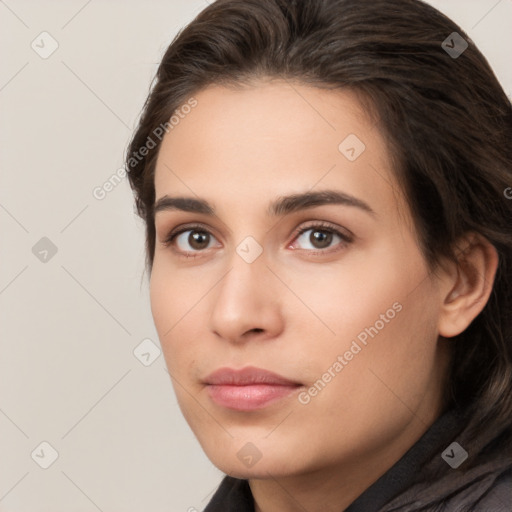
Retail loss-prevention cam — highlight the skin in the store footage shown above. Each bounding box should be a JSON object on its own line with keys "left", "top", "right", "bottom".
{"left": 149, "top": 80, "right": 498, "bottom": 512}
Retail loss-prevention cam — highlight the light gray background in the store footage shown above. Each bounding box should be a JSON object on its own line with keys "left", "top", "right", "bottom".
{"left": 0, "top": 1, "right": 510, "bottom": 510}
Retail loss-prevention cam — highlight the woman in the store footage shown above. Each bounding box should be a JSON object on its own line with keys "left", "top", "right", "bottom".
{"left": 125, "top": 0, "right": 512, "bottom": 510}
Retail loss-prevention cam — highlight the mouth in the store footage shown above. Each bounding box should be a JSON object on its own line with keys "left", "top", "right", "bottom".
{"left": 203, "top": 366, "right": 303, "bottom": 411}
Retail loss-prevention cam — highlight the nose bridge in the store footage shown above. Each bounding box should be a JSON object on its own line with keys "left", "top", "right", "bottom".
{"left": 209, "top": 239, "right": 282, "bottom": 341}
{"left": 217, "top": 242, "right": 268, "bottom": 309}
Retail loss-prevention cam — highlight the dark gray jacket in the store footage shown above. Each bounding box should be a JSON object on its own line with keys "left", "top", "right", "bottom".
{"left": 204, "top": 404, "right": 512, "bottom": 511}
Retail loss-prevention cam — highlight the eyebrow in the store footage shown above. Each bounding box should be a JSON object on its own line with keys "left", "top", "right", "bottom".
{"left": 153, "top": 189, "right": 377, "bottom": 218}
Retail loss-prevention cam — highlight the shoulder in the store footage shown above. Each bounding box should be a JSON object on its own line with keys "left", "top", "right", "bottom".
{"left": 471, "top": 467, "right": 512, "bottom": 512}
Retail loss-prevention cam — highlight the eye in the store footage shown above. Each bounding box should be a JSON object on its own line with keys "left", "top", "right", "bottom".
{"left": 161, "top": 224, "right": 219, "bottom": 258}
{"left": 160, "top": 221, "right": 353, "bottom": 259}
{"left": 288, "top": 222, "right": 352, "bottom": 254}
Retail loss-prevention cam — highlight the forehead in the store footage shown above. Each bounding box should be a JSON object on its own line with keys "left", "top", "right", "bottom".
{"left": 154, "top": 80, "right": 408, "bottom": 225}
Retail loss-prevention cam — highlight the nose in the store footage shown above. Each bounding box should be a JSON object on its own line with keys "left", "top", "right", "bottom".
{"left": 208, "top": 249, "right": 284, "bottom": 344}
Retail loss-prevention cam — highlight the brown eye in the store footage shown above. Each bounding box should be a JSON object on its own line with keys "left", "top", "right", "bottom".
{"left": 187, "top": 231, "right": 211, "bottom": 250}
{"left": 309, "top": 230, "right": 333, "bottom": 249}
{"left": 289, "top": 223, "right": 353, "bottom": 254}
{"left": 173, "top": 229, "right": 214, "bottom": 252}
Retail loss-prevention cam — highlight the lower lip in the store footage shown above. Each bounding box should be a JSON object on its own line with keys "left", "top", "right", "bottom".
{"left": 206, "top": 384, "right": 300, "bottom": 411}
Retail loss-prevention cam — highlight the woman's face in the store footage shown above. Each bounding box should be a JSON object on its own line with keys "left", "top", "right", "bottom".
{"left": 150, "top": 80, "right": 452, "bottom": 479}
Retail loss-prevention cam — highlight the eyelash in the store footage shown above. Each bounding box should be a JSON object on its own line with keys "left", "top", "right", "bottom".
{"left": 161, "top": 221, "right": 353, "bottom": 259}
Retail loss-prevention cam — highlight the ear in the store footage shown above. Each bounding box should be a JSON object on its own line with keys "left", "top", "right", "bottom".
{"left": 437, "top": 232, "right": 499, "bottom": 338}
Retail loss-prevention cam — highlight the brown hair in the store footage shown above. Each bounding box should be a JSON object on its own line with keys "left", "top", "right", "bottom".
{"left": 126, "top": 0, "right": 512, "bottom": 475}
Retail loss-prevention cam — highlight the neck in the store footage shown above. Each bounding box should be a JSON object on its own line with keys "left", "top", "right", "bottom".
{"left": 250, "top": 404, "right": 443, "bottom": 512}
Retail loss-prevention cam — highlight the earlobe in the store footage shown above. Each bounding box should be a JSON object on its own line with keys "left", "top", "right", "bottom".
{"left": 438, "top": 233, "right": 499, "bottom": 338}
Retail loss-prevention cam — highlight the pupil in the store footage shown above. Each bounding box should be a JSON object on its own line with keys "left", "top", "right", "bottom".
{"left": 312, "top": 230, "right": 331, "bottom": 248}
{"left": 190, "top": 231, "right": 209, "bottom": 249}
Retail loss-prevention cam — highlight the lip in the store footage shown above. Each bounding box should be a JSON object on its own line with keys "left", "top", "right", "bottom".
{"left": 204, "top": 366, "right": 301, "bottom": 386}
{"left": 204, "top": 366, "right": 302, "bottom": 411}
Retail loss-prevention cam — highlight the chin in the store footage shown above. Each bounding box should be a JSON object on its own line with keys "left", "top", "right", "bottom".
{"left": 216, "top": 462, "right": 290, "bottom": 480}
{"left": 205, "top": 446, "right": 301, "bottom": 480}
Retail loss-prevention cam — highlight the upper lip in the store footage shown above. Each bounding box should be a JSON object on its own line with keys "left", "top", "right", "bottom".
{"left": 204, "top": 366, "right": 302, "bottom": 386}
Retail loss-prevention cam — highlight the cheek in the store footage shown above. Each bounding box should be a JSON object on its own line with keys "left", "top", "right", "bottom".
{"left": 310, "top": 276, "right": 440, "bottom": 418}
{"left": 149, "top": 262, "right": 207, "bottom": 377}
{"left": 299, "top": 239, "right": 438, "bottom": 390}
{"left": 149, "top": 256, "right": 198, "bottom": 332}
{"left": 149, "top": 263, "right": 185, "bottom": 363}
{"left": 149, "top": 263, "right": 171, "bottom": 336}
{"left": 286, "top": 251, "right": 423, "bottom": 348}
{"left": 308, "top": 213, "right": 423, "bottom": 314}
